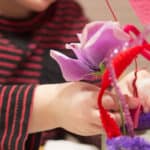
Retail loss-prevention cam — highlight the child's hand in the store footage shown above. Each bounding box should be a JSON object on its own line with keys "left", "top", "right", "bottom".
{"left": 102, "top": 70, "right": 150, "bottom": 113}
{"left": 52, "top": 82, "right": 121, "bottom": 136}
{"left": 118, "top": 70, "right": 150, "bottom": 113}
{"left": 29, "top": 82, "right": 121, "bottom": 135}
{"left": 103, "top": 70, "right": 150, "bottom": 112}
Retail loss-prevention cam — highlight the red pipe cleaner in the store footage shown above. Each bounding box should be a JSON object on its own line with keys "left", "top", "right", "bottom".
{"left": 98, "top": 44, "right": 150, "bottom": 138}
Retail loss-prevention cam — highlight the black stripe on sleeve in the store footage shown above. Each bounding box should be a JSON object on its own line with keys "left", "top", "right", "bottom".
{"left": 0, "top": 85, "right": 36, "bottom": 150}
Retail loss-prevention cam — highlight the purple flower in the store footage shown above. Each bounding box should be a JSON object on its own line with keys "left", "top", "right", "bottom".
{"left": 107, "top": 136, "right": 150, "bottom": 150}
{"left": 50, "top": 21, "right": 130, "bottom": 81}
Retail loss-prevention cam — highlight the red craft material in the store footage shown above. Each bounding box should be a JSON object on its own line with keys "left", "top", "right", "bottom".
{"left": 98, "top": 44, "right": 150, "bottom": 138}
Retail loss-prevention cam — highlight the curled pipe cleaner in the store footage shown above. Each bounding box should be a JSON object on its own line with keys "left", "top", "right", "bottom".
{"left": 106, "top": 60, "right": 134, "bottom": 136}
{"left": 104, "top": 0, "right": 118, "bottom": 22}
{"left": 103, "top": 3, "right": 138, "bottom": 134}
{"left": 124, "top": 24, "right": 150, "bottom": 61}
{"left": 98, "top": 44, "right": 150, "bottom": 138}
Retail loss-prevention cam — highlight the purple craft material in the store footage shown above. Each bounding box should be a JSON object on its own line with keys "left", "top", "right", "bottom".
{"left": 137, "top": 112, "right": 150, "bottom": 130}
{"left": 107, "top": 136, "right": 150, "bottom": 150}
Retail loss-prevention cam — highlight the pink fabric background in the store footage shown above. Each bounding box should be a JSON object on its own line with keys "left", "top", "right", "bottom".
{"left": 129, "top": 0, "right": 150, "bottom": 25}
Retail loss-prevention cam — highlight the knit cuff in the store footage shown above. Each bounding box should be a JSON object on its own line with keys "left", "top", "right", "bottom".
{"left": 0, "top": 85, "right": 35, "bottom": 150}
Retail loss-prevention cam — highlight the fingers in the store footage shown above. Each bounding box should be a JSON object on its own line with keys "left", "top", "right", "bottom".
{"left": 102, "top": 92, "right": 119, "bottom": 111}
{"left": 136, "top": 69, "right": 150, "bottom": 78}
{"left": 118, "top": 78, "right": 132, "bottom": 97}
{"left": 141, "top": 96, "right": 150, "bottom": 113}
{"left": 121, "top": 69, "right": 150, "bottom": 84}
{"left": 124, "top": 95, "right": 140, "bottom": 109}
{"left": 119, "top": 69, "right": 150, "bottom": 96}
{"left": 89, "top": 109, "right": 122, "bottom": 128}
{"left": 83, "top": 108, "right": 122, "bottom": 136}
{"left": 89, "top": 109, "right": 122, "bottom": 133}
{"left": 102, "top": 91, "right": 139, "bottom": 111}
{"left": 109, "top": 112, "right": 122, "bottom": 126}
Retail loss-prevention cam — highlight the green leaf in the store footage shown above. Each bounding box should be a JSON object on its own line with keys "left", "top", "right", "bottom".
{"left": 91, "top": 63, "right": 106, "bottom": 77}
{"left": 99, "top": 63, "right": 106, "bottom": 75}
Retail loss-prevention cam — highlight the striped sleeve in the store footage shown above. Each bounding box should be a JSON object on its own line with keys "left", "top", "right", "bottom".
{"left": 0, "top": 85, "right": 36, "bottom": 150}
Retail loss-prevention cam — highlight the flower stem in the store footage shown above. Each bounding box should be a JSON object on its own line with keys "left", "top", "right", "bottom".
{"left": 101, "top": 134, "right": 107, "bottom": 150}
{"left": 117, "top": 97, "right": 126, "bottom": 135}
{"left": 107, "top": 62, "right": 134, "bottom": 136}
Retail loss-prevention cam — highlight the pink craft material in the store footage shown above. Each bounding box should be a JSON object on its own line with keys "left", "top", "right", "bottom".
{"left": 129, "top": 0, "right": 150, "bottom": 25}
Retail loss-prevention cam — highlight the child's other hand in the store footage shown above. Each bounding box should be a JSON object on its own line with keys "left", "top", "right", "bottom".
{"left": 118, "top": 70, "right": 150, "bottom": 113}
{"left": 52, "top": 82, "right": 121, "bottom": 136}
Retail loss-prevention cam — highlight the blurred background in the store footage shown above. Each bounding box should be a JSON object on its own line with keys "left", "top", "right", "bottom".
{"left": 77, "top": 0, "right": 149, "bottom": 72}
{"left": 77, "top": 0, "right": 141, "bottom": 26}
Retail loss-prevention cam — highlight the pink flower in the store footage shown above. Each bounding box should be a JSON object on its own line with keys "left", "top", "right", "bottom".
{"left": 50, "top": 21, "right": 130, "bottom": 81}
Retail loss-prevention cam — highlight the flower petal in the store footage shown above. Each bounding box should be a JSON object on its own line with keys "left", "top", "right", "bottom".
{"left": 83, "top": 21, "right": 130, "bottom": 67}
{"left": 50, "top": 50, "right": 92, "bottom": 81}
{"left": 77, "top": 33, "right": 82, "bottom": 42}
{"left": 65, "top": 43, "right": 82, "bottom": 59}
{"left": 81, "top": 21, "right": 105, "bottom": 46}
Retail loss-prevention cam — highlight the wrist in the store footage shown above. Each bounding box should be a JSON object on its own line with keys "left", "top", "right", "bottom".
{"left": 28, "top": 84, "right": 61, "bottom": 133}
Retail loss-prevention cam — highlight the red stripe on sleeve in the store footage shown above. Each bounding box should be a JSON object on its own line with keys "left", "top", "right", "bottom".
{"left": 1, "top": 86, "right": 17, "bottom": 150}
{"left": 8, "top": 86, "right": 24, "bottom": 148}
